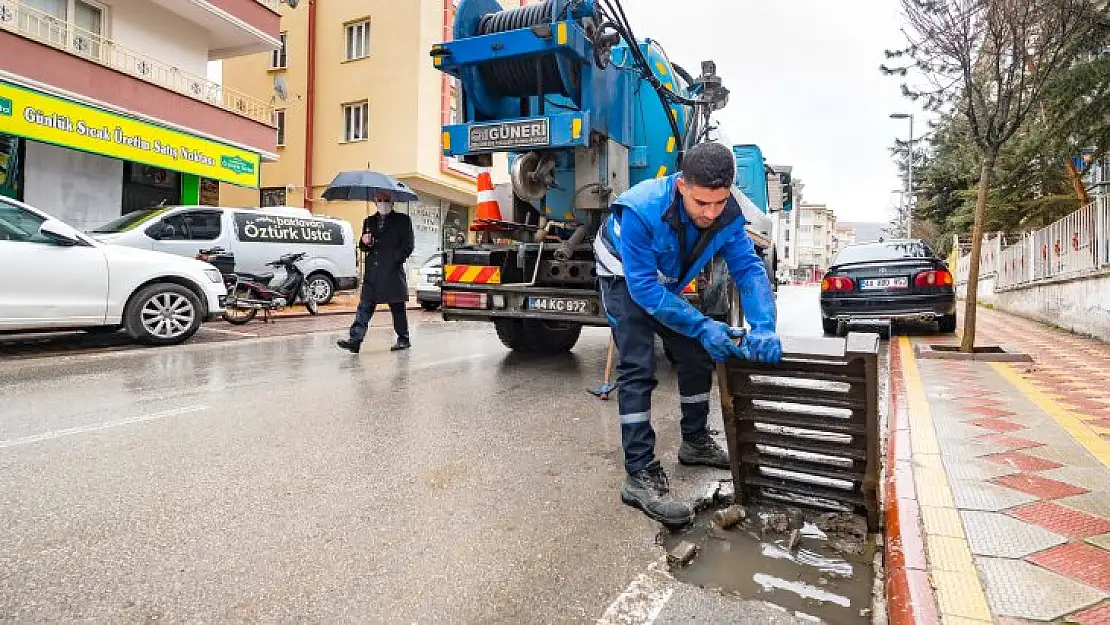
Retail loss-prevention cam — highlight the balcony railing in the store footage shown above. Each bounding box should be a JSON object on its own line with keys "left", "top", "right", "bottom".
{"left": 0, "top": 0, "right": 274, "bottom": 127}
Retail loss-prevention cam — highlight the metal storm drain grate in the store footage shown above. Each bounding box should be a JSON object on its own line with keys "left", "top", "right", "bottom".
{"left": 717, "top": 333, "right": 882, "bottom": 531}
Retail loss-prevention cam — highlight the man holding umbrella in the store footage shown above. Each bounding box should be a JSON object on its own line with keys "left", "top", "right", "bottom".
{"left": 325, "top": 172, "right": 417, "bottom": 354}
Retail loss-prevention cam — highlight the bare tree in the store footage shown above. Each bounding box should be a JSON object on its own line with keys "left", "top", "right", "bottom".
{"left": 883, "top": 0, "right": 1106, "bottom": 352}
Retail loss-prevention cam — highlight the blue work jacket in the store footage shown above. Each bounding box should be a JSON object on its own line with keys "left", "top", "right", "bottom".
{"left": 594, "top": 174, "right": 768, "bottom": 338}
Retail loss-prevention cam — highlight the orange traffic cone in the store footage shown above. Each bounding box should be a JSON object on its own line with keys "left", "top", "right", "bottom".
{"left": 470, "top": 168, "right": 504, "bottom": 232}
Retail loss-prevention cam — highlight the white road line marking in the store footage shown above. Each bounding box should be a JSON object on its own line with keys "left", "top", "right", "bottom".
{"left": 597, "top": 561, "right": 676, "bottom": 625}
{"left": 0, "top": 405, "right": 209, "bottom": 449}
{"left": 201, "top": 327, "right": 258, "bottom": 338}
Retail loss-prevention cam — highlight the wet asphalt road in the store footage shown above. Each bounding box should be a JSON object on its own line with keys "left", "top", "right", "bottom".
{"left": 0, "top": 287, "right": 830, "bottom": 624}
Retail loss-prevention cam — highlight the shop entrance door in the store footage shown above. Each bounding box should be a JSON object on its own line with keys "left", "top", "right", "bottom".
{"left": 121, "top": 163, "right": 180, "bottom": 214}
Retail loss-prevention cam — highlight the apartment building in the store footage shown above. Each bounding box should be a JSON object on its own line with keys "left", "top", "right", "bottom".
{"left": 0, "top": 0, "right": 281, "bottom": 230}
{"left": 218, "top": 0, "right": 523, "bottom": 272}
{"left": 833, "top": 223, "right": 856, "bottom": 255}
{"left": 794, "top": 202, "right": 837, "bottom": 278}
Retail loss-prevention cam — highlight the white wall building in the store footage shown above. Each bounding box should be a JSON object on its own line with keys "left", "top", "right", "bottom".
{"left": 793, "top": 203, "right": 837, "bottom": 277}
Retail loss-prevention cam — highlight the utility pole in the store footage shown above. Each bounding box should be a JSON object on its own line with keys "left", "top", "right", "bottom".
{"left": 890, "top": 113, "right": 914, "bottom": 238}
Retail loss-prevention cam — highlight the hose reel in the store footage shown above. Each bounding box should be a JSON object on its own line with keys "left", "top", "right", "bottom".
{"left": 477, "top": 1, "right": 571, "bottom": 98}
{"left": 454, "top": 0, "right": 587, "bottom": 118}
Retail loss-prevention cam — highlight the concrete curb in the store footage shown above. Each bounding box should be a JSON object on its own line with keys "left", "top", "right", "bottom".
{"left": 883, "top": 339, "right": 940, "bottom": 625}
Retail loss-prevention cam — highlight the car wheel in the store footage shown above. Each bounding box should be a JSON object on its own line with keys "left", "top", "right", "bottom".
{"left": 124, "top": 283, "right": 203, "bottom": 346}
{"left": 821, "top": 317, "right": 839, "bottom": 336}
{"left": 306, "top": 272, "right": 335, "bottom": 305}
{"left": 938, "top": 314, "right": 957, "bottom": 333}
{"left": 420, "top": 300, "right": 439, "bottom": 312}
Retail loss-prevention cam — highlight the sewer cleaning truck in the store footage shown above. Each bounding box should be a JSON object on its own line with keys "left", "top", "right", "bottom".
{"left": 430, "top": 0, "right": 791, "bottom": 353}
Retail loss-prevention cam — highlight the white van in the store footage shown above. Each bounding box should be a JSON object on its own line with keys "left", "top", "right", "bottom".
{"left": 88, "top": 205, "right": 358, "bottom": 304}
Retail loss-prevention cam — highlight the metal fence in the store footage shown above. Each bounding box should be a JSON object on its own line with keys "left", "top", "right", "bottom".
{"left": 967, "top": 196, "right": 1110, "bottom": 290}
{"left": 0, "top": 0, "right": 275, "bottom": 127}
{"left": 956, "top": 233, "right": 1002, "bottom": 285}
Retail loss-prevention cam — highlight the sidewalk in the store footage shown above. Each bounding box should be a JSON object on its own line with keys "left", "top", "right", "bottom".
{"left": 272, "top": 291, "right": 425, "bottom": 318}
{"left": 888, "top": 306, "right": 1110, "bottom": 624}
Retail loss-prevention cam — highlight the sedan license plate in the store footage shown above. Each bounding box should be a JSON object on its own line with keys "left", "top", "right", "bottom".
{"left": 861, "top": 277, "right": 908, "bottom": 290}
{"left": 528, "top": 297, "right": 589, "bottom": 315}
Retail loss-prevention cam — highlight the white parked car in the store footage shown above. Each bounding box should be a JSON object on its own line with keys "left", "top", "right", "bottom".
{"left": 88, "top": 205, "right": 358, "bottom": 305}
{"left": 416, "top": 252, "right": 442, "bottom": 311}
{"left": 0, "top": 196, "right": 227, "bottom": 346}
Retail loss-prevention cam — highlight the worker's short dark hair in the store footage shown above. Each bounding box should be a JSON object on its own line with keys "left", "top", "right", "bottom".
{"left": 680, "top": 143, "right": 735, "bottom": 189}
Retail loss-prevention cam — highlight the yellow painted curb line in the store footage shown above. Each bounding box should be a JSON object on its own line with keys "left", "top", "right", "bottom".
{"left": 990, "top": 363, "right": 1110, "bottom": 469}
{"left": 899, "top": 337, "right": 993, "bottom": 622}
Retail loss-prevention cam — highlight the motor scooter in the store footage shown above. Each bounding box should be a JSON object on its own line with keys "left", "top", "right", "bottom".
{"left": 218, "top": 252, "right": 318, "bottom": 324}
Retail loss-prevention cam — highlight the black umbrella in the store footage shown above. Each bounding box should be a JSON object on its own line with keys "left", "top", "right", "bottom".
{"left": 321, "top": 170, "right": 419, "bottom": 203}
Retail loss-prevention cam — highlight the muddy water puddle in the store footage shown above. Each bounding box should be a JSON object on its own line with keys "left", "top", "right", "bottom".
{"left": 664, "top": 503, "right": 876, "bottom": 624}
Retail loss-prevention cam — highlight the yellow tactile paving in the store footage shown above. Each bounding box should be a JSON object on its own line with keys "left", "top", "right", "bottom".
{"left": 914, "top": 453, "right": 943, "bottom": 470}
{"left": 915, "top": 465, "right": 957, "bottom": 508}
{"left": 911, "top": 427, "right": 941, "bottom": 455}
{"left": 927, "top": 535, "right": 978, "bottom": 573}
{"left": 921, "top": 505, "right": 967, "bottom": 538}
{"left": 992, "top": 363, "right": 1110, "bottom": 469}
{"left": 941, "top": 617, "right": 993, "bottom": 625}
{"left": 900, "top": 337, "right": 994, "bottom": 622}
{"left": 932, "top": 571, "right": 994, "bottom": 622}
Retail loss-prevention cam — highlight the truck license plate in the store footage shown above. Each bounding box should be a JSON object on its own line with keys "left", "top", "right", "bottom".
{"left": 861, "top": 277, "right": 908, "bottom": 290}
{"left": 528, "top": 297, "right": 589, "bottom": 314}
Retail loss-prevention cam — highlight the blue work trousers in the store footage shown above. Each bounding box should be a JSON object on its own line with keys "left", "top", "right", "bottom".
{"left": 600, "top": 276, "right": 714, "bottom": 475}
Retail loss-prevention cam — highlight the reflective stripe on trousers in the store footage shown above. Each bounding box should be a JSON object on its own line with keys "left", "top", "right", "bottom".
{"left": 601, "top": 276, "right": 714, "bottom": 475}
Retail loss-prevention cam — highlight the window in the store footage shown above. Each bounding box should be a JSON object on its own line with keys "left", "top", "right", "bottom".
{"left": 21, "top": 0, "right": 105, "bottom": 58}
{"left": 784, "top": 229, "right": 790, "bottom": 242}
{"left": 274, "top": 109, "right": 286, "bottom": 146}
{"left": 90, "top": 208, "right": 166, "bottom": 233}
{"left": 150, "top": 211, "right": 221, "bottom": 241}
{"left": 260, "top": 187, "right": 288, "bottom": 207}
{"left": 831, "top": 241, "right": 936, "bottom": 266}
{"left": 449, "top": 86, "right": 460, "bottom": 125}
{"left": 183, "top": 211, "right": 222, "bottom": 240}
{"left": 784, "top": 246, "right": 790, "bottom": 259}
{"left": 343, "top": 101, "right": 368, "bottom": 142}
{"left": 345, "top": 19, "right": 370, "bottom": 60}
{"left": 271, "top": 32, "right": 287, "bottom": 69}
{"left": 0, "top": 200, "right": 49, "bottom": 243}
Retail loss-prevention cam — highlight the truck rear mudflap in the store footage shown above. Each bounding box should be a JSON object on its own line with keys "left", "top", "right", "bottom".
{"left": 440, "top": 284, "right": 609, "bottom": 327}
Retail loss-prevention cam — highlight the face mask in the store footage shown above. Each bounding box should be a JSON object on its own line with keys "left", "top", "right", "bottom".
{"left": 377, "top": 201, "right": 393, "bottom": 214}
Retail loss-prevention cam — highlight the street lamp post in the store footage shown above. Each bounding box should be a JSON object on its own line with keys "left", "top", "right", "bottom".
{"left": 890, "top": 113, "right": 914, "bottom": 239}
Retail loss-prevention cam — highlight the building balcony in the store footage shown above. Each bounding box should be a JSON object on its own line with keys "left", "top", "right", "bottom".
{"left": 1, "top": 0, "right": 275, "bottom": 154}
{"left": 149, "top": 0, "right": 281, "bottom": 59}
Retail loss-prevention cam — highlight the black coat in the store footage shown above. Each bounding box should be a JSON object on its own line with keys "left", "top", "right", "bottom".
{"left": 359, "top": 211, "right": 414, "bottom": 303}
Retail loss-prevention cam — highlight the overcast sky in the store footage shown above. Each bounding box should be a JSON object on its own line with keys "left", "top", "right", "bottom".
{"left": 621, "top": 0, "right": 924, "bottom": 223}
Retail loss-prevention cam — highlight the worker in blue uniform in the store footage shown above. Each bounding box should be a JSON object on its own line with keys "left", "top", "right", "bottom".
{"left": 593, "top": 142, "right": 783, "bottom": 527}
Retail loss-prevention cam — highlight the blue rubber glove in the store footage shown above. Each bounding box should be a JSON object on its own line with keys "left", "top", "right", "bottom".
{"left": 737, "top": 273, "right": 784, "bottom": 364}
{"left": 697, "top": 320, "right": 748, "bottom": 362}
{"left": 743, "top": 329, "right": 783, "bottom": 363}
